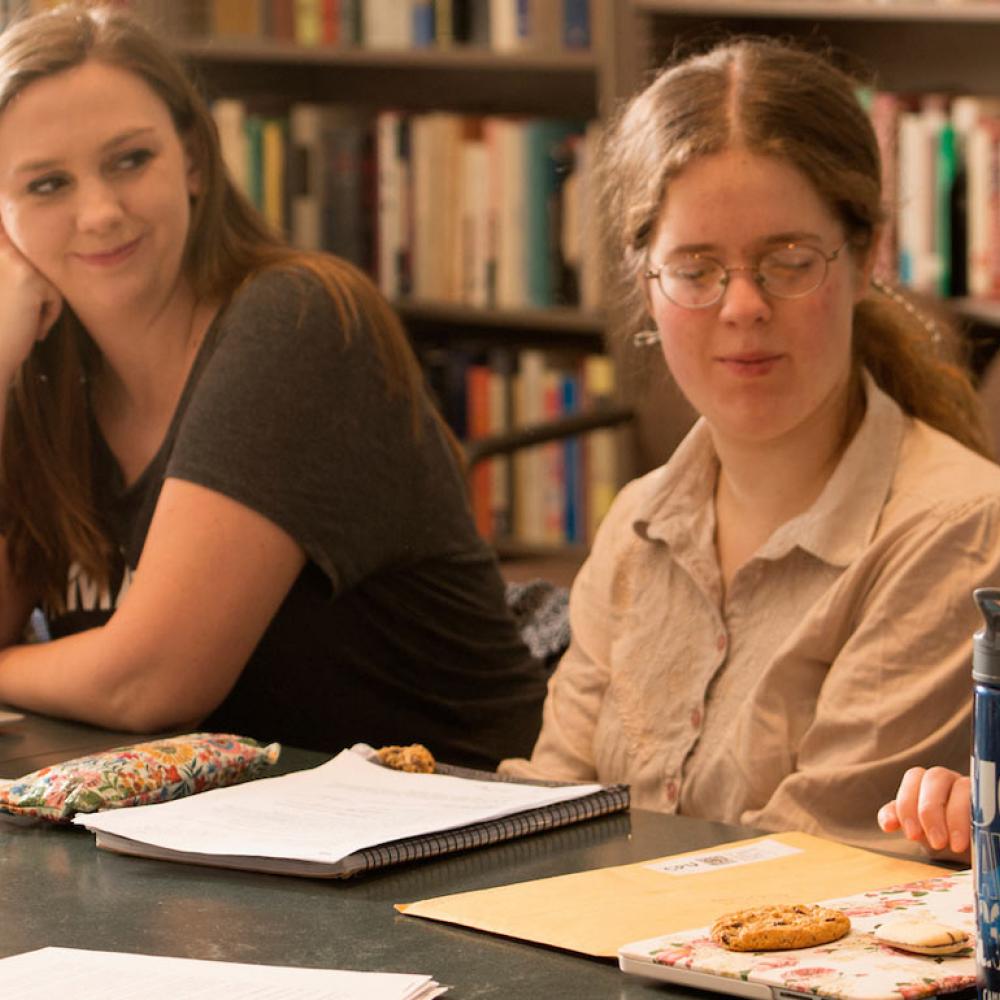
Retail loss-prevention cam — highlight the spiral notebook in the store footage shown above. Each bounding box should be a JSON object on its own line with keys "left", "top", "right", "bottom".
{"left": 75, "top": 747, "right": 629, "bottom": 878}
{"left": 618, "top": 869, "right": 976, "bottom": 1000}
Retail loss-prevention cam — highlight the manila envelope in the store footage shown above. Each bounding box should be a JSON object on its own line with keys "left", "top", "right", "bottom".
{"left": 396, "top": 830, "right": 952, "bottom": 958}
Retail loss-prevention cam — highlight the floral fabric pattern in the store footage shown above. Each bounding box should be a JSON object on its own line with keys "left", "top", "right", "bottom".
{"left": 619, "top": 871, "right": 976, "bottom": 1000}
{"left": 0, "top": 733, "right": 280, "bottom": 823}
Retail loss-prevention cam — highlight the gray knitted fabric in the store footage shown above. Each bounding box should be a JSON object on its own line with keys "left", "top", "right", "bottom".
{"left": 505, "top": 580, "right": 570, "bottom": 670}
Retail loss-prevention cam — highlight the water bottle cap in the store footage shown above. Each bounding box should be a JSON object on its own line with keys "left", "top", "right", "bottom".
{"left": 973, "top": 588, "right": 1000, "bottom": 683}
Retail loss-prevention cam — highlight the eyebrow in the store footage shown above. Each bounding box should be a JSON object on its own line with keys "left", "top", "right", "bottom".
{"left": 666, "top": 231, "right": 827, "bottom": 256}
{"left": 12, "top": 127, "right": 157, "bottom": 175}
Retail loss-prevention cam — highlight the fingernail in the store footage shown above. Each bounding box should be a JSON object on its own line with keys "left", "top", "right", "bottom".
{"left": 927, "top": 826, "right": 946, "bottom": 849}
{"left": 903, "top": 820, "right": 920, "bottom": 840}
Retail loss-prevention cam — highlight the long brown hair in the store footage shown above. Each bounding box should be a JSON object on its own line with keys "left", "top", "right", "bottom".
{"left": 600, "top": 37, "right": 989, "bottom": 458}
{"left": 0, "top": 3, "right": 441, "bottom": 611}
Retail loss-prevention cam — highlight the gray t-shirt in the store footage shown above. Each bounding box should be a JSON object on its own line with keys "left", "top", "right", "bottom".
{"left": 47, "top": 269, "right": 546, "bottom": 768}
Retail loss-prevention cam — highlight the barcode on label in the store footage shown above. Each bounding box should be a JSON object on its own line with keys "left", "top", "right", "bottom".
{"left": 645, "top": 838, "right": 802, "bottom": 875}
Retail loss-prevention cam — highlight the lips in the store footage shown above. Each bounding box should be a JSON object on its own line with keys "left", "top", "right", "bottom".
{"left": 73, "top": 235, "right": 143, "bottom": 267}
{"left": 715, "top": 352, "right": 785, "bottom": 376}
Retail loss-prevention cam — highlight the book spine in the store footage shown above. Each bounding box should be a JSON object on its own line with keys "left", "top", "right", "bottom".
{"left": 466, "top": 363, "right": 494, "bottom": 539}
{"left": 414, "top": 0, "right": 436, "bottom": 47}
{"left": 562, "top": 371, "right": 581, "bottom": 544}
{"left": 294, "top": 0, "right": 322, "bottom": 44}
{"left": 270, "top": 0, "right": 296, "bottom": 40}
{"left": 936, "top": 119, "right": 956, "bottom": 298}
{"left": 563, "top": 0, "right": 589, "bottom": 50}
{"left": 288, "top": 103, "right": 323, "bottom": 250}
{"left": 261, "top": 117, "right": 287, "bottom": 235}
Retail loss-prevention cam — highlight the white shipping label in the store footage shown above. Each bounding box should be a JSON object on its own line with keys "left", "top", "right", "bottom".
{"left": 645, "top": 838, "right": 803, "bottom": 875}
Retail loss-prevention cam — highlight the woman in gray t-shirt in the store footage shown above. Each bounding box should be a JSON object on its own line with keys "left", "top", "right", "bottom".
{"left": 0, "top": 6, "right": 546, "bottom": 767}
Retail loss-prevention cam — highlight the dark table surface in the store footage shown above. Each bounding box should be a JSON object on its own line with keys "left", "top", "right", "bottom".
{"left": 0, "top": 711, "right": 757, "bottom": 998}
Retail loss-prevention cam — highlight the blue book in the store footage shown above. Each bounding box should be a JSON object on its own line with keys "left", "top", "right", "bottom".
{"left": 524, "top": 120, "right": 582, "bottom": 307}
{"left": 562, "top": 371, "right": 581, "bottom": 543}
{"left": 516, "top": 0, "right": 530, "bottom": 40}
{"left": 563, "top": 0, "right": 589, "bottom": 49}
{"left": 413, "top": 1, "right": 435, "bottom": 46}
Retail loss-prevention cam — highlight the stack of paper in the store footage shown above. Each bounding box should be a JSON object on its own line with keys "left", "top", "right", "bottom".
{"left": 0, "top": 948, "right": 445, "bottom": 999}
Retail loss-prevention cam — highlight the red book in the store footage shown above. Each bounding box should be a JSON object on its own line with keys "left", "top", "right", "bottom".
{"left": 466, "top": 364, "right": 494, "bottom": 541}
{"left": 322, "top": 0, "right": 340, "bottom": 44}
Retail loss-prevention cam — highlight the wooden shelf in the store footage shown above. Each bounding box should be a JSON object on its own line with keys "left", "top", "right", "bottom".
{"left": 634, "top": 0, "right": 1000, "bottom": 97}
{"left": 399, "top": 301, "right": 606, "bottom": 351}
{"left": 953, "top": 298, "right": 1000, "bottom": 327}
{"left": 634, "top": 0, "right": 1000, "bottom": 23}
{"left": 177, "top": 38, "right": 599, "bottom": 117}
{"left": 176, "top": 37, "right": 598, "bottom": 71}
{"left": 396, "top": 301, "right": 605, "bottom": 335}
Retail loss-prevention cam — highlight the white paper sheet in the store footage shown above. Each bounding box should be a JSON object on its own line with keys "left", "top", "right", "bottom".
{"left": 0, "top": 707, "right": 24, "bottom": 726}
{"left": 74, "top": 748, "right": 603, "bottom": 864}
{"left": 0, "top": 948, "right": 445, "bottom": 999}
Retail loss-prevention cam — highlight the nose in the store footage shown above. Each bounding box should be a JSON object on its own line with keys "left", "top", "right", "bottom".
{"left": 717, "top": 268, "right": 771, "bottom": 324}
{"left": 75, "top": 177, "right": 124, "bottom": 235}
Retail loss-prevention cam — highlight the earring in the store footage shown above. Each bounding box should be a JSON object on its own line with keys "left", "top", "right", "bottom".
{"left": 633, "top": 329, "right": 661, "bottom": 347}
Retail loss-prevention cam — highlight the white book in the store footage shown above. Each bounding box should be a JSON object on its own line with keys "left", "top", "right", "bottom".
{"left": 410, "top": 113, "right": 463, "bottom": 301}
{"left": 362, "top": 0, "right": 411, "bottom": 48}
{"left": 495, "top": 118, "right": 528, "bottom": 308}
{"left": 514, "top": 349, "right": 547, "bottom": 544}
{"left": 376, "top": 110, "right": 405, "bottom": 299}
{"left": 489, "top": 0, "right": 519, "bottom": 51}
{"left": 460, "top": 137, "right": 490, "bottom": 307}
{"left": 212, "top": 97, "right": 248, "bottom": 198}
{"left": 896, "top": 109, "right": 938, "bottom": 294}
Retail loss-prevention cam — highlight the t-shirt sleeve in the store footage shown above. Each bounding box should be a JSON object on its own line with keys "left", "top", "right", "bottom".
{"left": 166, "top": 268, "right": 467, "bottom": 595}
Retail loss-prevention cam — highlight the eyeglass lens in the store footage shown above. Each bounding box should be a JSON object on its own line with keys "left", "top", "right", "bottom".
{"left": 659, "top": 245, "right": 830, "bottom": 308}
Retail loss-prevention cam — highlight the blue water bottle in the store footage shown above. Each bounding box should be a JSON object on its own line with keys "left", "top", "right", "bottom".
{"left": 974, "top": 588, "right": 1000, "bottom": 998}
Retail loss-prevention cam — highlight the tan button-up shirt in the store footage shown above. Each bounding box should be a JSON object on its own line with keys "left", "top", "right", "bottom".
{"left": 501, "top": 375, "right": 1000, "bottom": 855}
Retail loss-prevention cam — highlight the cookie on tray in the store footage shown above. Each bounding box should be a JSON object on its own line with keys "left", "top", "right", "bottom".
{"left": 375, "top": 744, "right": 436, "bottom": 774}
{"left": 874, "top": 919, "right": 970, "bottom": 956}
{"left": 711, "top": 903, "right": 851, "bottom": 952}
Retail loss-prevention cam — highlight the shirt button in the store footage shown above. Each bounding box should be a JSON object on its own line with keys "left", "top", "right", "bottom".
{"left": 716, "top": 634, "right": 727, "bottom": 652}
{"left": 665, "top": 780, "right": 678, "bottom": 802}
{"left": 690, "top": 707, "right": 702, "bottom": 730}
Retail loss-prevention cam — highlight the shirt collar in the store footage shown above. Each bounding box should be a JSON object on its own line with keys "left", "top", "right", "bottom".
{"left": 632, "top": 370, "right": 905, "bottom": 569}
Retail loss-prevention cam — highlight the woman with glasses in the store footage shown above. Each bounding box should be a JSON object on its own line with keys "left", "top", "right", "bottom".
{"left": 501, "top": 37, "right": 1000, "bottom": 854}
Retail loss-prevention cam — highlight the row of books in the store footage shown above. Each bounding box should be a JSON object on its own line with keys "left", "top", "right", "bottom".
{"left": 423, "top": 348, "right": 619, "bottom": 546}
{"left": 213, "top": 99, "right": 602, "bottom": 312}
{"left": 207, "top": 0, "right": 591, "bottom": 52}
{"left": 868, "top": 90, "right": 1000, "bottom": 300}
{"left": 8, "top": 0, "right": 592, "bottom": 51}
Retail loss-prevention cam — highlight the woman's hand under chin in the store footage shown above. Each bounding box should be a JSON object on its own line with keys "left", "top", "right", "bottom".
{"left": 877, "top": 765, "right": 972, "bottom": 862}
{"left": 0, "top": 222, "right": 62, "bottom": 379}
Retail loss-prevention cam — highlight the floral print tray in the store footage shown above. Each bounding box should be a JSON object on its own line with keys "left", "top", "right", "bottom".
{"left": 618, "top": 870, "right": 976, "bottom": 1000}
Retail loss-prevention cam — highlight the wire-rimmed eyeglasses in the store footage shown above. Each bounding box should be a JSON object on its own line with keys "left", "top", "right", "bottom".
{"left": 644, "top": 240, "right": 850, "bottom": 310}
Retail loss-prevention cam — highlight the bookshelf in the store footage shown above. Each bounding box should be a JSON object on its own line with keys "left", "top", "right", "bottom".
{"left": 629, "top": 0, "right": 1000, "bottom": 95}
{"left": 163, "top": 1, "right": 625, "bottom": 557}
